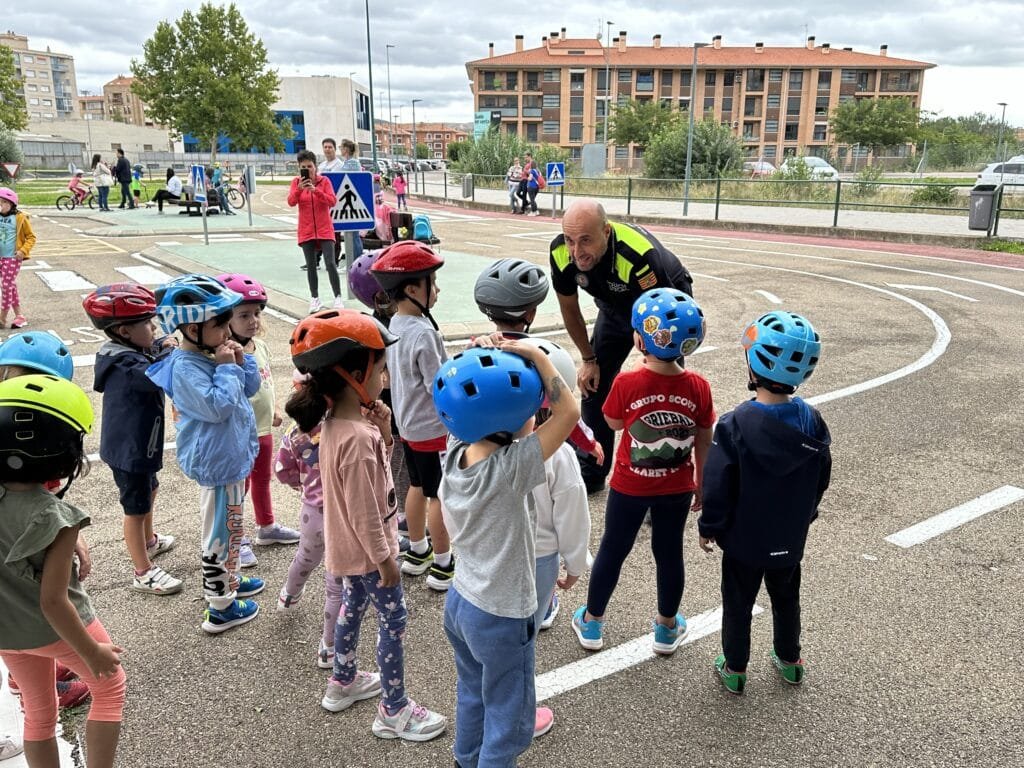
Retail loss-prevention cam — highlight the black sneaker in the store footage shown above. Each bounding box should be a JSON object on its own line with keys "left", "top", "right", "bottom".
{"left": 584, "top": 477, "right": 606, "bottom": 495}
{"left": 397, "top": 517, "right": 409, "bottom": 535}
{"left": 400, "top": 544, "right": 434, "bottom": 576}
{"left": 425, "top": 556, "right": 455, "bottom": 592}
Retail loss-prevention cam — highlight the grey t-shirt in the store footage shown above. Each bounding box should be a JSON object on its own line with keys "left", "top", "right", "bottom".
{"left": 0, "top": 487, "right": 95, "bottom": 650}
{"left": 440, "top": 432, "right": 546, "bottom": 619}
{"left": 386, "top": 313, "right": 448, "bottom": 442}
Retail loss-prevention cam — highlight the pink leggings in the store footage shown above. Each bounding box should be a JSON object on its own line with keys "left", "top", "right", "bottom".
{"left": 245, "top": 434, "right": 275, "bottom": 527}
{"left": 0, "top": 256, "right": 21, "bottom": 313}
{"left": 1, "top": 619, "right": 126, "bottom": 741}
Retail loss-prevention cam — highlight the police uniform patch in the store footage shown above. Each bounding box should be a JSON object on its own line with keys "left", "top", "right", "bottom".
{"left": 576, "top": 274, "right": 589, "bottom": 288}
{"left": 638, "top": 272, "right": 658, "bottom": 289}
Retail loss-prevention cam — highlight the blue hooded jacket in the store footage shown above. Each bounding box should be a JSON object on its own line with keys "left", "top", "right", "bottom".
{"left": 145, "top": 348, "right": 260, "bottom": 486}
{"left": 93, "top": 340, "right": 173, "bottom": 474}
{"left": 698, "top": 398, "right": 831, "bottom": 568}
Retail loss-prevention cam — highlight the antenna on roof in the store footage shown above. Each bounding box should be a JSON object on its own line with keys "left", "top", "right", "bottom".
{"left": 597, "top": 18, "right": 603, "bottom": 40}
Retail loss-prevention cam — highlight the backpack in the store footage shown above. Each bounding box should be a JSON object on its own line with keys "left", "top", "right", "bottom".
{"left": 536, "top": 169, "right": 546, "bottom": 190}
{"left": 413, "top": 214, "right": 434, "bottom": 242}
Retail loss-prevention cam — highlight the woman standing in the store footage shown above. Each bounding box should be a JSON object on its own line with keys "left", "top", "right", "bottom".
{"left": 91, "top": 154, "right": 113, "bottom": 212}
{"left": 287, "top": 150, "right": 343, "bottom": 312}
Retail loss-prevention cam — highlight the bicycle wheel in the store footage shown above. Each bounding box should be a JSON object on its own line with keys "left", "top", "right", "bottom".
{"left": 227, "top": 187, "right": 245, "bottom": 209}
{"left": 56, "top": 195, "right": 75, "bottom": 211}
{"left": 86, "top": 195, "right": 96, "bottom": 209}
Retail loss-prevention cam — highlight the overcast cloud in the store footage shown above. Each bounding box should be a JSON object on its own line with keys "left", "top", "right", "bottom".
{"left": 9, "top": 1, "right": 1023, "bottom": 125}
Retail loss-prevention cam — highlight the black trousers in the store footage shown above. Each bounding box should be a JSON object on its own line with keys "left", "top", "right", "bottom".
{"left": 721, "top": 554, "right": 802, "bottom": 671}
{"left": 579, "top": 308, "right": 634, "bottom": 485}
{"left": 153, "top": 190, "right": 179, "bottom": 211}
{"left": 517, "top": 179, "right": 529, "bottom": 211}
{"left": 118, "top": 180, "right": 134, "bottom": 208}
{"left": 586, "top": 489, "right": 692, "bottom": 619}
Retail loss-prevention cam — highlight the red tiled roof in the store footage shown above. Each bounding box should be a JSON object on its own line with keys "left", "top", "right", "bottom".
{"left": 467, "top": 40, "right": 933, "bottom": 70}
{"left": 104, "top": 75, "right": 134, "bottom": 87}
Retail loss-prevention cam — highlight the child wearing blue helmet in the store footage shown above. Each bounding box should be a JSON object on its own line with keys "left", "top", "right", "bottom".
{"left": 434, "top": 341, "right": 579, "bottom": 764}
{"left": 146, "top": 274, "right": 264, "bottom": 634}
{"left": 572, "top": 288, "right": 716, "bottom": 656}
{"left": 698, "top": 311, "right": 832, "bottom": 694}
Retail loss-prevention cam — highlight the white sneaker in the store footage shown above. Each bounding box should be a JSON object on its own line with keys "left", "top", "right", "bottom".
{"left": 0, "top": 734, "right": 24, "bottom": 760}
{"left": 131, "top": 565, "right": 184, "bottom": 596}
{"left": 371, "top": 698, "right": 447, "bottom": 742}
{"left": 321, "top": 671, "right": 381, "bottom": 712}
{"left": 146, "top": 533, "right": 175, "bottom": 559}
{"left": 317, "top": 639, "right": 334, "bottom": 669}
{"left": 332, "top": 296, "right": 344, "bottom": 309}
{"left": 309, "top": 297, "right": 323, "bottom": 313}
{"left": 255, "top": 522, "right": 301, "bottom": 545}
{"left": 277, "top": 586, "right": 304, "bottom": 612}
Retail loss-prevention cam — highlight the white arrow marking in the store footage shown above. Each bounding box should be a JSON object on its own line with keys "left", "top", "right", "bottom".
{"left": 885, "top": 485, "right": 1024, "bottom": 548}
{"left": 754, "top": 289, "right": 783, "bottom": 303}
{"left": 885, "top": 284, "right": 978, "bottom": 302}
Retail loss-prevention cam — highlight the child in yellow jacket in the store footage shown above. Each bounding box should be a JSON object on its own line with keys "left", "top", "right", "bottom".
{"left": 0, "top": 188, "right": 35, "bottom": 329}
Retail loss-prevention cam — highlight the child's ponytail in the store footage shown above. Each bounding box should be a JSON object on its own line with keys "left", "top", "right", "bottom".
{"left": 285, "top": 371, "right": 340, "bottom": 433}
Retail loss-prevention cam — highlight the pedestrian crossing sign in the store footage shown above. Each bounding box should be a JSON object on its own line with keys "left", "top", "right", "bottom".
{"left": 190, "top": 165, "right": 207, "bottom": 204}
{"left": 546, "top": 162, "right": 565, "bottom": 187}
{"left": 324, "top": 172, "right": 376, "bottom": 232}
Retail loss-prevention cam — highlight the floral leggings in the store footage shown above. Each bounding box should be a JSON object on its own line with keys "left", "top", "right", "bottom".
{"left": 1, "top": 256, "right": 21, "bottom": 312}
{"left": 332, "top": 571, "right": 408, "bottom": 713}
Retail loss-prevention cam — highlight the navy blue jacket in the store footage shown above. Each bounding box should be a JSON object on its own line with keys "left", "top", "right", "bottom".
{"left": 698, "top": 399, "right": 831, "bottom": 568}
{"left": 94, "top": 340, "right": 172, "bottom": 474}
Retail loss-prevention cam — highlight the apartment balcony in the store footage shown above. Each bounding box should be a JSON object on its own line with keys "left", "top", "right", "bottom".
{"left": 522, "top": 108, "right": 542, "bottom": 118}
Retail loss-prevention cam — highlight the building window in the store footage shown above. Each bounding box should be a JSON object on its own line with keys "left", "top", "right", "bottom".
{"left": 679, "top": 70, "right": 692, "bottom": 89}
{"left": 24, "top": 70, "right": 35, "bottom": 78}
{"left": 660, "top": 97, "right": 673, "bottom": 111}
{"left": 724, "top": 70, "right": 736, "bottom": 87}
{"left": 143, "top": 144, "right": 154, "bottom": 151}
{"left": 634, "top": 146, "right": 644, "bottom": 159}
{"left": 542, "top": 94, "right": 560, "bottom": 108}
{"left": 661, "top": 69, "right": 673, "bottom": 86}
{"left": 542, "top": 120, "right": 559, "bottom": 134}
{"left": 41, "top": 99, "right": 52, "bottom": 106}
{"left": 618, "top": 69, "right": 632, "bottom": 82}
{"left": 526, "top": 123, "right": 538, "bottom": 141}
{"left": 617, "top": 94, "right": 629, "bottom": 107}
{"left": 818, "top": 70, "right": 832, "bottom": 90}
{"left": 569, "top": 122, "right": 583, "bottom": 142}
{"left": 569, "top": 147, "right": 582, "bottom": 161}
{"left": 596, "top": 70, "right": 609, "bottom": 91}
{"left": 765, "top": 119, "right": 779, "bottom": 133}
{"left": 763, "top": 145, "right": 777, "bottom": 158}
{"left": 705, "top": 70, "right": 716, "bottom": 87}
{"left": 789, "top": 70, "right": 804, "bottom": 88}
{"left": 813, "top": 124, "right": 827, "bottom": 141}
{"left": 596, "top": 100, "right": 608, "bottom": 118}
{"left": 743, "top": 122, "right": 759, "bottom": 140}
{"left": 783, "top": 146, "right": 798, "bottom": 158}
{"left": 25, "top": 84, "right": 37, "bottom": 92}
{"left": 703, "top": 97, "right": 715, "bottom": 112}
{"left": 526, "top": 72, "right": 540, "bottom": 90}
{"left": 23, "top": 55, "right": 33, "bottom": 63}
{"left": 40, "top": 85, "right": 50, "bottom": 92}
{"left": 744, "top": 95, "right": 761, "bottom": 116}
{"left": 767, "top": 94, "right": 780, "bottom": 108}
{"left": 570, "top": 72, "right": 585, "bottom": 92}
{"left": 746, "top": 69, "right": 764, "bottom": 90}
{"left": 815, "top": 96, "right": 830, "bottom": 117}
{"left": 636, "top": 70, "right": 654, "bottom": 92}
{"left": 769, "top": 69, "right": 783, "bottom": 82}
{"left": 679, "top": 97, "right": 691, "bottom": 112}
{"left": 28, "top": 98, "right": 39, "bottom": 106}
{"left": 543, "top": 69, "right": 560, "bottom": 82}
{"left": 570, "top": 96, "right": 584, "bottom": 116}
{"left": 722, "top": 97, "right": 733, "bottom": 113}
{"left": 784, "top": 122, "right": 799, "bottom": 140}
{"left": 787, "top": 96, "right": 801, "bottom": 115}
{"left": 615, "top": 146, "right": 628, "bottom": 159}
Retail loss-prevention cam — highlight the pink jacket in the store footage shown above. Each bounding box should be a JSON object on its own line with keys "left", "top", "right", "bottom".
{"left": 392, "top": 176, "right": 407, "bottom": 195}
{"left": 274, "top": 422, "right": 323, "bottom": 508}
{"left": 287, "top": 175, "right": 336, "bottom": 243}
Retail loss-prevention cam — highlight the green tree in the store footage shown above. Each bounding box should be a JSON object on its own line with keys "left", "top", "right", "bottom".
{"left": 644, "top": 119, "right": 744, "bottom": 179}
{"left": 130, "top": 3, "right": 288, "bottom": 157}
{"left": 609, "top": 99, "right": 680, "bottom": 149}
{"left": 452, "top": 129, "right": 569, "bottom": 176}
{"left": 446, "top": 139, "right": 470, "bottom": 163}
{"left": 0, "top": 47, "right": 28, "bottom": 131}
{"left": 829, "top": 97, "right": 919, "bottom": 152}
{"left": 415, "top": 142, "right": 430, "bottom": 159}
{"left": 0, "top": 125, "right": 24, "bottom": 184}
{"left": 916, "top": 111, "right": 1014, "bottom": 170}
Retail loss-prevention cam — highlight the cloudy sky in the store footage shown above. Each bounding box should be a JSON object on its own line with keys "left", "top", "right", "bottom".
{"left": 9, "top": 1, "right": 1023, "bottom": 125}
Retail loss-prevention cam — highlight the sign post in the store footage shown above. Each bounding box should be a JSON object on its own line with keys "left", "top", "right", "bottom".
{"left": 546, "top": 161, "right": 565, "bottom": 220}
{"left": 190, "top": 164, "right": 209, "bottom": 246}
{"left": 324, "top": 171, "right": 376, "bottom": 301}
{"left": 241, "top": 164, "right": 256, "bottom": 227}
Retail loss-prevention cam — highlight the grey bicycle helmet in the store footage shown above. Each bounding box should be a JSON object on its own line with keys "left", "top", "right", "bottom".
{"left": 474, "top": 258, "right": 550, "bottom": 324}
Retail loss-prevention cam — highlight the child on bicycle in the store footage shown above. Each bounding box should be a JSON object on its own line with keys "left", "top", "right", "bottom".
{"left": 68, "top": 171, "right": 92, "bottom": 204}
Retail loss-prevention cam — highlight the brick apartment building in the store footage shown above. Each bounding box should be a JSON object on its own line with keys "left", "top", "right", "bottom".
{"left": 0, "top": 32, "right": 78, "bottom": 120}
{"left": 102, "top": 75, "right": 157, "bottom": 127}
{"left": 466, "top": 30, "right": 933, "bottom": 169}
{"left": 374, "top": 121, "right": 468, "bottom": 161}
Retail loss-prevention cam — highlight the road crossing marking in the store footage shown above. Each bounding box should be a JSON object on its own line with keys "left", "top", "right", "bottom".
{"left": 116, "top": 265, "right": 174, "bottom": 285}
{"left": 885, "top": 486, "right": 1024, "bottom": 548}
{"left": 535, "top": 605, "right": 764, "bottom": 702}
{"left": 20, "top": 260, "right": 51, "bottom": 271}
{"left": 36, "top": 271, "right": 96, "bottom": 291}
{"left": 885, "top": 283, "right": 979, "bottom": 302}
{"left": 29, "top": 238, "right": 125, "bottom": 257}
{"left": 262, "top": 232, "right": 294, "bottom": 240}
{"left": 154, "top": 241, "right": 183, "bottom": 247}
{"left": 464, "top": 241, "right": 500, "bottom": 249}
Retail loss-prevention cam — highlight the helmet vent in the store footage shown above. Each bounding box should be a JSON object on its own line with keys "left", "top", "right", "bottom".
{"left": 790, "top": 351, "right": 804, "bottom": 363}
{"left": 478, "top": 354, "right": 495, "bottom": 367}
{"left": 754, "top": 350, "right": 775, "bottom": 370}
{"left": 15, "top": 430, "right": 34, "bottom": 441}
{"left": 14, "top": 412, "right": 34, "bottom": 423}
{"left": 508, "top": 372, "right": 521, "bottom": 388}
{"left": 462, "top": 381, "right": 478, "bottom": 397}
{"left": 25, "top": 382, "right": 43, "bottom": 393}
{"left": 665, "top": 311, "right": 677, "bottom": 320}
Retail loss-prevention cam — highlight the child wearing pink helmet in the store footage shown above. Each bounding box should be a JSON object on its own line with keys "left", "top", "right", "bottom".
{"left": 0, "top": 188, "right": 34, "bottom": 329}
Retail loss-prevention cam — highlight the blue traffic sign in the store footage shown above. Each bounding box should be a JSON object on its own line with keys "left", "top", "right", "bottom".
{"left": 190, "top": 164, "right": 207, "bottom": 204}
{"left": 324, "top": 171, "right": 375, "bottom": 232}
{"left": 546, "top": 162, "right": 565, "bottom": 187}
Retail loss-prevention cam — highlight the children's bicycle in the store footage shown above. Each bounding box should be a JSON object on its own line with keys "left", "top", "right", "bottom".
{"left": 55, "top": 189, "right": 96, "bottom": 211}
{"left": 221, "top": 180, "right": 247, "bottom": 209}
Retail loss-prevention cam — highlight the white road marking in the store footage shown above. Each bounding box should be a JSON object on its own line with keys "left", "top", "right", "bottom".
{"left": 36, "top": 271, "right": 96, "bottom": 291}
{"left": 154, "top": 241, "right": 183, "bottom": 246}
{"left": 885, "top": 485, "right": 1024, "bottom": 548}
{"left": 270, "top": 214, "right": 298, "bottom": 224}
{"left": 884, "top": 283, "right": 979, "bottom": 302}
{"left": 262, "top": 232, "right": 294, "bottom": 240}
{"left": 87, "top": 441, "right": 175, "bottom": 463}
{"left": 526, "top": 250, "right": 548, "bottom": 256}
{"left": 535, "top": 605, "right": 764, "bottom": 702}
{"left": 73, "top": 354, "right": 95, "bottom": 368}
{"left": 263, "top": 307, "right": 299, "bottom": 326}
{"left": 754, "top": 289, "right": 783, "bottom": 304}
{"left": 20, "top": 260, "right": 51, "bottom": 271}
{"left": 116, "top": 265, "right": 174, "bottom": 284}
{"left": 131, "top": 252, "right": 162, "bottom": 267}
{"left": 689, "top": 272, "right": 729, "bottom": 282}
{"left": 465, "top": 241, "right": 500, "bottom": 249}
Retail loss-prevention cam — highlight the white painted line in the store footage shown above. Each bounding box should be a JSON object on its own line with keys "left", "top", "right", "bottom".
{"left": 465, "top": 241, "right": 500, "bottom": 249}
{"left": 885, "top": 283, "right": 978, "bottom": 302}
{"left": 691, "top": 344, "right": 717, "bottom": 355}
{"left": 154, "top": 241, "right": 183, "bottom": 247}
{"left": 885, "top": 485, "right": 1024, "bottom": 549}
{"left": 535, "top": 604, "right": 763, "bottom": 702}
{"left": 116, "top": 265, "right": 174, "bottom": 285}
{"left": 87, "top": 441, "right": 175, "bottom": 463}
{"left": 131, "top": 252, "right": 162, "bottom": 267}
{"left": 525, "top": 250, "right": 548, "bottom": 256}
{"left": 73, "top": 354, "right": 95, "bottom": 368}
{"left": 262, "top": 232, "right": 294, "bottom": 240}
{"left": 263, "top": 307, "right": 299, "bottom": 326}
{"left": 19, "top": 260, "right": 51, "bottom": 271}
{"left": 754, "top": 289, "right": 783, "bottom": 304}
{"left": 36, "top": 271, "right": 96, "bottom": 291}
{"left": 689, "top": 272, "right": 729, "bottom": 282}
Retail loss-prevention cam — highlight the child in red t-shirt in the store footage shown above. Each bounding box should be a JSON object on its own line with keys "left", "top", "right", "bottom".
{"left": 572, "top": 288, "right": 715, "bottom": 655}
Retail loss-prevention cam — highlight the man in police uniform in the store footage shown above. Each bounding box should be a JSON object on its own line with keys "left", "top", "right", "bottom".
{"left": 550, "top": 200, "right": 694, "bottom": 493}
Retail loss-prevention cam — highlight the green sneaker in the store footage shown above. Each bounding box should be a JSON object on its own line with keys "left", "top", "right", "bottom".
{"left": 714, "top": 655, "right": 746, "bottom": 695}
{"left": 770, "top": 649, "right": 805, "bottom": 685}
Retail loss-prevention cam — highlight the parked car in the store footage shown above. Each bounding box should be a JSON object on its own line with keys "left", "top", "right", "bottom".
{"left": 976, "top": 155, "right": 1024, "bottom": 186}
{"left": 743, "top": 160, "right": 776, "bottom": 178}
{"left": 429, "top": 159, "right": 446, "bottom": 170}
{"left": 779, "top": 156, "right": 839, "bottom": 180}
{"left": 357, "top": 157, "right": 381, "bottom": 174}
{"left": 415, "top": 160, "right": 433, "bottom": 172}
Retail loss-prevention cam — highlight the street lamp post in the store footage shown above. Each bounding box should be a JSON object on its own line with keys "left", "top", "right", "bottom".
{"left": 411, "top": 98, "right": 422, "bottom": 191}
{"left": 386, "top": 44, "right": 395, "bottom": 162}
{"left": 997, "top": 102, "right": 1008, "bottom": 183}
{"left": 683, "top": 41, "right": 708, "bottom": 216}
{"left": 603, "top": 20, "right": 614, "bottom": 156}
{"left": 349, "top": 71, "right": 358, "bottom": 149}
{"left": 364, "top": 0, "right": 378, "bottom": 163}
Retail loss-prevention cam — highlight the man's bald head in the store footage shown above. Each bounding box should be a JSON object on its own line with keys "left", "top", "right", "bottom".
{"left": 562, "top": 200, "right": 611, "bottom": 272}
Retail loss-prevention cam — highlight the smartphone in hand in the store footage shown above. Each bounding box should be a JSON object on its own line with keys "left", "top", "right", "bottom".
{"left": 300, "top": 168, "right": 310, "bottom": 181}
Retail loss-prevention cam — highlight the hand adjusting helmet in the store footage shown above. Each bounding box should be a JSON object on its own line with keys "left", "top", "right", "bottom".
{"left": 154, "top": 274, "right": 242, "bottom": 352}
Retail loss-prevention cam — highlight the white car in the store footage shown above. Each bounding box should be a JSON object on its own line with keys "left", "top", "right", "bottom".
{"left": 976, "top": 156, "right": 1024, "bottom": 186}
{"left": 779, "top": 156, "right": 839, "bottom": 180}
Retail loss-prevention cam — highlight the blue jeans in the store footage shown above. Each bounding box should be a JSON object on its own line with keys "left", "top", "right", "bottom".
{"left": 444, "top": 587, "right": 535, "bottom": 768}
{"left": 333, "top": 571, "right": 408, "bottom": 711}
{"left": 98, "top": 186, "right": 109, "bottom": 209}
{"left": 533, "top": 552, "right": 560, "bottom": 630}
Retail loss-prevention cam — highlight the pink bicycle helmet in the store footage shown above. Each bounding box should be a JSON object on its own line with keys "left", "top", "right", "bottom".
{"left": 348, "top": 248, "right": 388, "bottom": 308}
{"left": 0, "top": 188, "right": 18, "bottom": 207}
{"left": 216, "top": 273, "right": 267, "bottom": 305}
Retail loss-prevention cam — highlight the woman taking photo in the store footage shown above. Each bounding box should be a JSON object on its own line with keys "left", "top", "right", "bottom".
{"left": 287, "top": 150, "right": 343, "bottom": 312}
{"left": 152, "top": 168, "right": 182, "bottom": 213}
{"left": 91, "top": 154, "right": 113, "bottom": 212}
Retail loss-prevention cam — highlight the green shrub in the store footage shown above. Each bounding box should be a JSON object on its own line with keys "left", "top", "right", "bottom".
{"left": 909, "top": 179, "right": 957, "bottom": 206}
{"left": 851, "top": 165, "right": 885, "bottom": 198}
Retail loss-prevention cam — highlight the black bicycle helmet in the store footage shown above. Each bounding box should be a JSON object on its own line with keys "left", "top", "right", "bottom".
{"left": 473, "top": 258, "right": 550, "bottom": 324}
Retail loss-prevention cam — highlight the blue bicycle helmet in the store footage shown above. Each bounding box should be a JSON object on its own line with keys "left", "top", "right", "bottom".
{"left": 433, "top": 348, "right": 544, "bottom": 443}
{"left": 631, "top": 288, "right": 705, "bottom": 360}
{"left": 154, "top": 273, "right": 242, "bottom": 336}
{"left": 0, "top": 332, "right": 74, "bottom": 380}
{"left": 741, "top": 311, "right": 820, "bottom": 389}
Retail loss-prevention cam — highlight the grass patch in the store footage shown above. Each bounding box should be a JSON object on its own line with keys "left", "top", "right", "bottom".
{"left": 979, "top": 239, "right": 1024, "bottom": 254}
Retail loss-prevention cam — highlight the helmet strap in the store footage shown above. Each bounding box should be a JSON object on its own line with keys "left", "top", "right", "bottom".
{"left": 332, "top": 360, "right": 375, "bottom": 409}
{"left": 231, "top": 331, "right": 253, "bottom": 347}
{"left": 182, "top": 325, "right": 218, "bottom": 355}
{"left": 407, "top": 277, "right": 438, "bottom": 331}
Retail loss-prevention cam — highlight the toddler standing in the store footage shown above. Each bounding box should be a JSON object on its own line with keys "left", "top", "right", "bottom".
{"left": 0, "top": 188, "right": 33, "bottom": 330}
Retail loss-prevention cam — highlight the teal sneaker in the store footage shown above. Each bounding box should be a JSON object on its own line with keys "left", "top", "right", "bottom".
{"left": 236, "top": 575, "right": 265, "bottom": 598}
{"left": 571, "top": 606, "right": 604, "bottom": 650}
{"left": 652, "top": 613, "right": 689, "bottom": 655}
{"left": 770, "top": 649, "right": 805, "bottom": 685}
{"left": 714, "top": 655, "right": 746, "bottom": 695}
{"left": 202, "top": 599, "right": 260, "bottom": 634}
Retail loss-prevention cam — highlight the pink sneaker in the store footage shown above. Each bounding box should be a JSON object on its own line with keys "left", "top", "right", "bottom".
{"left": 533, "top": 706, "right": 554, "bottom": 738}
{"left": 10, "top": 316, "right": 27, "bottom": 329}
